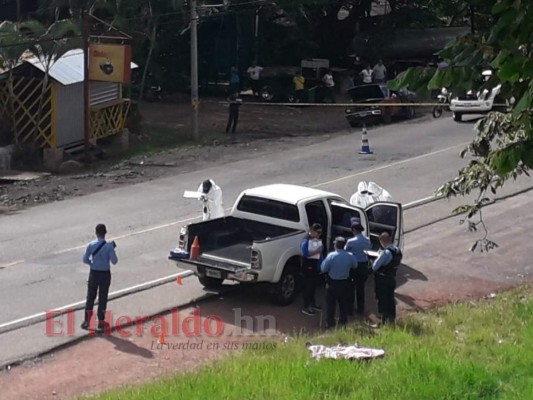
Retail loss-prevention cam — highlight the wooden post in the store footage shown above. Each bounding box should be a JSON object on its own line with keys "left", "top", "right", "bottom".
{"left": 190, "top": 0, "right": 199, "bottom": 141}
{"left": 82, "top": 11, "right": 90, "bottom": 160}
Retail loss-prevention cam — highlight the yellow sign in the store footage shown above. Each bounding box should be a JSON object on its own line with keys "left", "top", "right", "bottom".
{"left": 89, "top": 44, "right": 132, "bottom": 84}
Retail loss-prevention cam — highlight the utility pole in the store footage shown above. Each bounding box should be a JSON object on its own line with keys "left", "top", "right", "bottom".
{"left": 82, "top": 10, "right": 90, "bottom": 160}
{"left": 190, "top": 0, "right": 199, "bottom": 141}
{"left": 254, "top": 8, "right": 259, "bottom": 63}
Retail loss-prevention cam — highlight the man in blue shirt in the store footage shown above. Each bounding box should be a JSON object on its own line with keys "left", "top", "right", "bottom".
{"left": 321, "top": 236, "right": 357, "bottom": 329}
{"left": 300, "top": 223, "right": 324, "bottom": 316}
{"left": 345, "top": 218, "right": 371, "bottom": 317}
{"left": 81, "top": 224, "right": 118, "bottom": 333}
{"left": 372, "top": 232, "right": 402, "bottom": 325}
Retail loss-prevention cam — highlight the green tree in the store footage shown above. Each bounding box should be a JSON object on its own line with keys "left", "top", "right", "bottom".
{"left": 390, "top": 0, "right": 532, "bottom": 252}
{"left": 0, "top": 21, "right": 29, "bottom": 144}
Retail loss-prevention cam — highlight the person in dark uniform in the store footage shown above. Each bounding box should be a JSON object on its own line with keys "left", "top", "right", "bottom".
{"left": 372, "top": 232, "right": 403, "bottom": 325}
{"left": 299, "top": 223, "right": 324, "bottom": 316}
{"left": 345, "top": 218, "right": 371, "bottom": 317}
{"left": 320, "top": 236, "right": 357, "bottom": 329}
{"left": 81, "top": 224, "right": 118, "bottom": 333}
{"left": 226, "top": 93, "right": 242, "bottom": 134}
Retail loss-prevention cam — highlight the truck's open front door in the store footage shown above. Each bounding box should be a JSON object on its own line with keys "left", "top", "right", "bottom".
{"left": 364, "top": 202, "right": 403, "bottom": 251}
{"left": 328, "top": 201, "right": 368, "bottom": 252}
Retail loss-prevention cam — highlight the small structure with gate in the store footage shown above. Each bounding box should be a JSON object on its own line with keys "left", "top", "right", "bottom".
{"left": 0, "top": 48, "right": 137, "bottom": 152}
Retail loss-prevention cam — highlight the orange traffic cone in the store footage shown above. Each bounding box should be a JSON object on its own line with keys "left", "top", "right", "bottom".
{"left": 157, "top": 331, "right": 166, "bottom": 345}
{"left": 176, "top": 275, "right": 183, "bottom": 285}
{"left": 190, "top": 236, "right": 200, "bottom": 260}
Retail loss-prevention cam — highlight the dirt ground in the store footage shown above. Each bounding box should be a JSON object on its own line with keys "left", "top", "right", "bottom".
{"left": 0, "top": 97, "right": 431, "bottom": 214}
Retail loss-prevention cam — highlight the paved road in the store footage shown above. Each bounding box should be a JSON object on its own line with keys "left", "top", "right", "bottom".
{"left": 1, "top": 117, "right": 531, "bottom": 366}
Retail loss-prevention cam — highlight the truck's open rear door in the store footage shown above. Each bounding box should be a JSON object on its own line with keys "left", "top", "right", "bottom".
{"left": 364, "top": 202, "right": 403, "bottom": 251}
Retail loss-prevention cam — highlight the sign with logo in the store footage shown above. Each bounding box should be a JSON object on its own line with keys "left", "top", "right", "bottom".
{"left": 89, "top": 44, "right": 132, "bottom": 84}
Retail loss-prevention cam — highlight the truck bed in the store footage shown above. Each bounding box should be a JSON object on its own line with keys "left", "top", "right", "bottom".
{"left": 182, "top": 217, "right": 300, "bottom": 268}
{"left": 201, "top": 242, "right": 252, "bottom": 267}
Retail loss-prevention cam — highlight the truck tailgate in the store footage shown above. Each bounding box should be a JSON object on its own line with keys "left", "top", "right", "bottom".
{"left": 202, "top": 242, "right": 251, "bottom": 267}
{"left": 174, "top": 242, "right": 251, "bottom": 273}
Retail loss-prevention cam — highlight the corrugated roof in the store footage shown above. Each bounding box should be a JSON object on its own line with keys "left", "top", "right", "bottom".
{"left": 26, "top": 49, "right": 85, "bottom": 85}
{"left": 8, "top": 48, "right": 139, "bottom": 86}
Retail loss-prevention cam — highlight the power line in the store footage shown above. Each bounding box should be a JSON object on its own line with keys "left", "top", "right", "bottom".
{"left": 0, "top": 35, "right": 83, "bottom": 50}
{"left": 87, "top": 0, "right": 269, "bottom": 24}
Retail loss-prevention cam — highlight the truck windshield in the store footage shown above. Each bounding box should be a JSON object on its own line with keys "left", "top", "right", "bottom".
{"left": 237, "top": 195, "right": 300, "bottom": 222}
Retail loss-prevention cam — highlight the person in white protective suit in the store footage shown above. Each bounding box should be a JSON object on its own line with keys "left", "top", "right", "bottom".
{"left": 197, "top": 179, "right": 225, "bottom": 221}
{"left": 349, "top": 181, "right": 392, "bottom": 208}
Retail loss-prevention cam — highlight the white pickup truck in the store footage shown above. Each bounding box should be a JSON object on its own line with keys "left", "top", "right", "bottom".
{"left": 169, "top": 184, "right": 404, "bottom": 305}
{"left": 449, "top": 84, "right": 513, "bottom": 122}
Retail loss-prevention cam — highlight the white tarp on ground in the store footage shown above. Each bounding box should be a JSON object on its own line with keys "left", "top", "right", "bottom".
{"left": 307, "top": 343, "right": 385, "bottom": 361}
{"left": 350, "top": 181, "right": 392, "bottom": 208}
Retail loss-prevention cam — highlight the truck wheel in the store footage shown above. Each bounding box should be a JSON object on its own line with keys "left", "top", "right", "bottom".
{"left": 260, "top": 86, "right": 275, "bottom": 102}
{"left": 287, "top": 92, "right": 299, "bottom": 103}
{"left": 270, "top": 265, "right": 298, "bottom": 305}
{"left": 453, "top": 112, "right": 462, "bottom": 122}
{"left": 349, "top": 120, "right": 358, "bottom": 128}
{"left": 383, "top": 112, "right": 392, "bottom": 124}
{"left": 198, "top": 276, "right": 223, "bottom": 288}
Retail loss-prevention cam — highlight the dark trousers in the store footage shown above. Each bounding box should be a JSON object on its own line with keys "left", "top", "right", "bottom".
{"left": 250, "top": 80, "right": 261, "bottom": 95}
{"left": 226, "top": 107, "right": 239, "bottom": 133}
{"left": 374, "top": 274, "right": 396, "bottom": 323}
{"left": 324, "top": 87, "right": 336, "bottom": 103}
{"left": 326, "top": 279, "right": 351, "bottom": 327}
{"left": 84, "top": 270, "right": 111, "bottom": 324}
{"left": 302, "top": 259, "right": 318, "bottom": 308}
{"left": 229, "top": 82, "right": 240, "bottom": 95}
{"left": 348, "top": 263, "right": 369, "bottom": 316}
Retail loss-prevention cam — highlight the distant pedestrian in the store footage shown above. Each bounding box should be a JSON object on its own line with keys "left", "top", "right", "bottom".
{"left": 360, "top": 65, "right": 373, "bottom": 84}
{"left": 292, "top": 72, "right": 306, "bottom": 102}
{"left": 322, "top": 70, "right": 336, "bottom": 103}
{"left": 345, "top": 218, "right": 371, "bottom": 317}
{"left": 226, "top": 93, "right": 242, "bottom": 134}
{"left": 346, "top": 74, "right": 356, "bottom": 92}
{"left": 372, "top": 232, "right": 403, "bottom": 325}
{"left": 300, "top": 223, "right": 324, "bottom": 316}
{"left": 372, "top": 60, "right": 387, "bottom": 83}
{"left": 229, "top": 66, "right": 240, "bottom": 94}
{"left": 247, "top": 61, "right": 263, "bottom": 96}
{"left": 352, "top": 56, "right": 363, "bottom": 83}
{"left": 321, "top": 236, "right": 357, "bottom": 329}
{"left": 81, "top": 224, "right": 118, "bottom": 333}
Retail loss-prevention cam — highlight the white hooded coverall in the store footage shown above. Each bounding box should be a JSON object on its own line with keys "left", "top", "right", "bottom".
{"left": 197, "top": 179, "right": 225, "bottom": 221}
{"left": 349, "top": 181, "right": 392, "bottom": 208}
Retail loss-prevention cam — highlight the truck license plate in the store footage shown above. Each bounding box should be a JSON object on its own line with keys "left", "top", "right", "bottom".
{"left": 206, "top": 268, "right": 222, "bottom": 279}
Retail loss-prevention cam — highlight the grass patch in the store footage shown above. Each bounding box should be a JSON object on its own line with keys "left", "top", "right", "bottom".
{"left": 126, "top": 123, "right": 227, "bottom": 157}
{"left": 85, "top": 286, "right": 533, "bottom": 400}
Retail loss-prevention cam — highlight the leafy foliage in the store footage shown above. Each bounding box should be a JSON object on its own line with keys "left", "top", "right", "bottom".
{"left": 389, "top": 0, "right": 533, "bottom": 252}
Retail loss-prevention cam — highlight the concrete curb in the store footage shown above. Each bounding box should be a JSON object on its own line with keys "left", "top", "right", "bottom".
{"left": 0, "top": 270, "right": 194, "bottom": 335}
{"left": 0, "top": 287, "right": 218, "bottom": 371}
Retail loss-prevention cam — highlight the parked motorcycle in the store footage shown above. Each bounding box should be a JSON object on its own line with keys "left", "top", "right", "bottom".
{"left": 145, "top": 85, "right": 164, "bottom": 102}
{"left": 432, "top": 87, "right": 451, "bottom": 118}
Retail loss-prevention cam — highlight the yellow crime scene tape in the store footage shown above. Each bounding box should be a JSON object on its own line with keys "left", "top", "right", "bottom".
{"left": 218, "top": 101, "right": 511, "bottom": 108}
{"left": 219, "top": 101, "right": 440, "bottom": 107}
